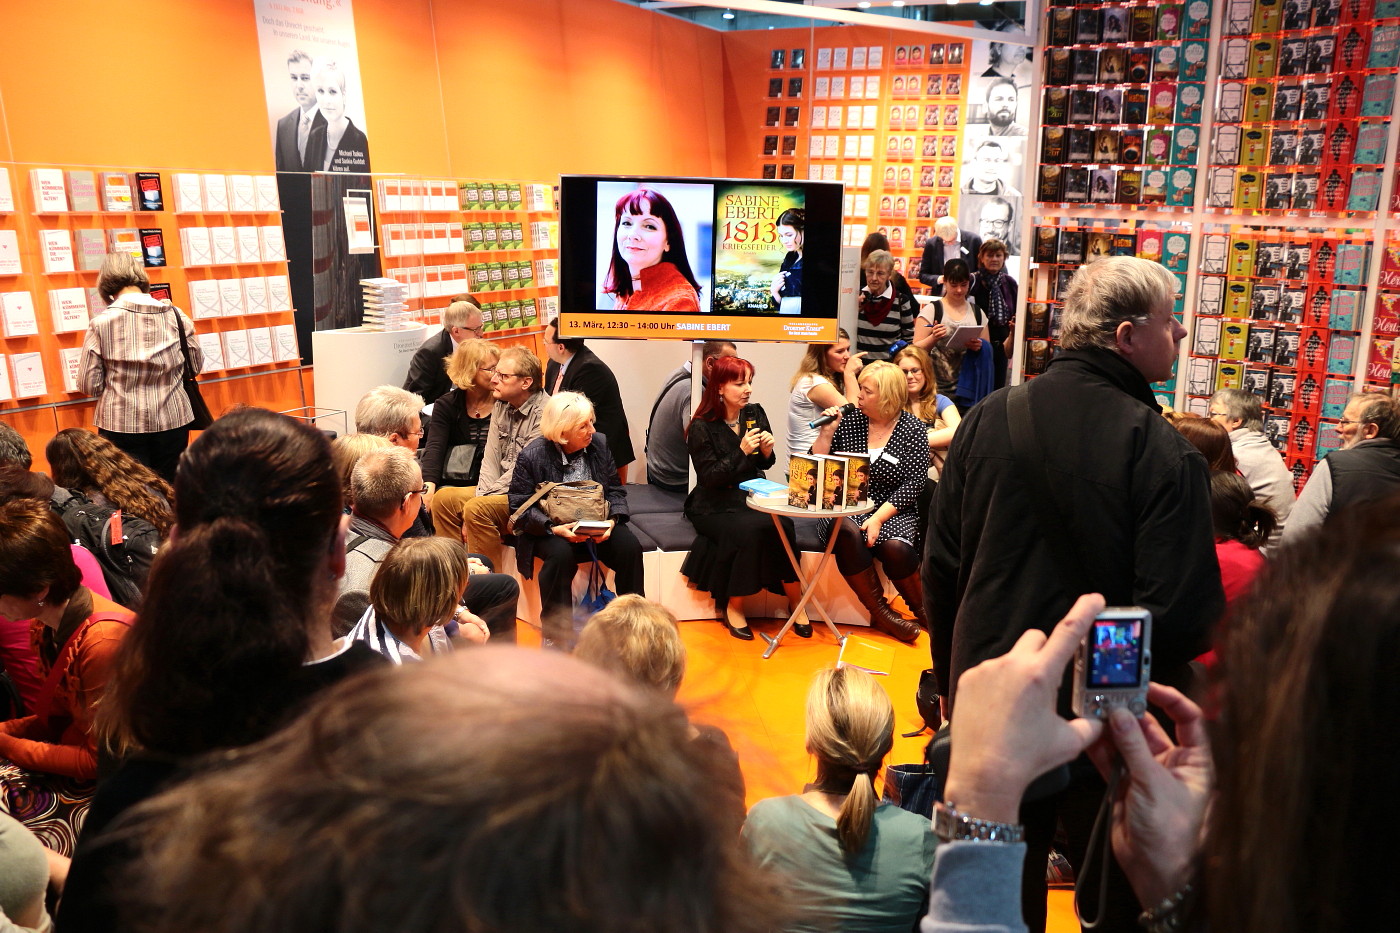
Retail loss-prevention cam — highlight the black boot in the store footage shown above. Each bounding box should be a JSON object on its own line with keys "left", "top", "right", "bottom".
{"left": 844, "top": 567, "right": 920, "bottom": 644}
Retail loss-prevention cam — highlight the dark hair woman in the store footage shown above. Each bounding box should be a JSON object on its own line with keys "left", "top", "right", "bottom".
{"left": 58, "top": 407, "right": 385, "bottom": 932}
{"left": 603, "top": 188, "right": 702, "bottom": 312}
{"left": 770, "top": 207, "right": 806, "bottom": 304}
{"left": 682, "top": 356, "right": 807, "bottom": 642}
{"left": 0, "top": 499, "right": 133, "bottom": 856}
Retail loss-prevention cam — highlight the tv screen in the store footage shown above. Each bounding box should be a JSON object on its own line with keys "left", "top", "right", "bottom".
{"left": 558, "top": 175, "right": 843, "bottom": 343}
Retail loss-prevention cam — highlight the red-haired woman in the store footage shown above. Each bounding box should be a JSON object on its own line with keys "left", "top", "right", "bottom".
{"left": 603, "top": 188, "right": 703, "bottom": 313}
{"left": 682, "top": 356, "right": 808, "bottom": 641}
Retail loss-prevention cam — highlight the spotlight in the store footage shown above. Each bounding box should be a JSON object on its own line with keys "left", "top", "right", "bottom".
{"left": 722, "top": 8, "right": 735, "bottom": 18}
{"left": 857, "top": 1, "right": 871, "bottom": 7}
{"left": 892, "top": 0, "right": 905, "bottom": 5}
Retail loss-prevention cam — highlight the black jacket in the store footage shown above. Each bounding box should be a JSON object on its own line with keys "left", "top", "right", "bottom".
{"left": 420, "top": 387, "right": 491, "bottom": 487}
{"left": 1329, "top": 438, "right": 1400, "bottom": 514}
{"left": 545, "top": 347, "right": 635, "bottom": 467}
{"left": 919, "top": 233, "right": 984, "bottom": 293}
{"left": 684, "top": 407, "right": 776, "bottom": 518}
{"left": 402, "top": 330, "right": 454, "bottom": 406}
{"left": 925, "top": 348, "right": 1221, "bottom": 707}
{"left": 507, "top": 434, "right": 630, "bottom": 579}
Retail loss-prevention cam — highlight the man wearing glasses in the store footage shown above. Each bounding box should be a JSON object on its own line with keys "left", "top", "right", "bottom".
{"left": 1284, "top": 393, "right": 1400, "bottom": 543}
{"left": 1209, "top": 388, "right": 1295, "bottom": 545}
{"left": 334, "top": 446, "right": 519, "bottom": 642}
{"left": 403, "top": 295, "right": 485, "bottom": 404}
{"left": 458, "top": 346, "right": 546, "bottom": 569}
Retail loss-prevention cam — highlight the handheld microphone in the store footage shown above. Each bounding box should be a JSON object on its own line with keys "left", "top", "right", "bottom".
{"left": 740, "top": 403, "right": 758, "bottom": 434}
{"left": 809, "top": 402, "right": 855, "bottom": 430}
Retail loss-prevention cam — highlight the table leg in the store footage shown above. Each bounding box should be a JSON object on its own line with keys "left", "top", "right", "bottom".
{"left": 761, "top": 514, "right": 849, "bottom": 659}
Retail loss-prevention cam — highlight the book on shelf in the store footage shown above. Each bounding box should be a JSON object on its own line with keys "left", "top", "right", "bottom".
{"left": 247, "top": 326, "right": 275, "bottom": 365}
{"left": 9, "top": 351, "right": 46, "bottom": 398}
{"left": 222, "top": 329, "right": 252, "bottom": 368}
{"left": 0, "top": 168, "right": 12, "bottom": 213}
{"left": 0, "top": 231, "right": 19, "bottom": 275}
{"left": 196, "top": 332, "right": 225, "bottom": 372}
{"left": 60, "top": 347, "right": 82, "bottom": 393}
{"left": 218, "top": 279, "right": 246, "bottom": 316}
{"left": 235, "top": 226, "right": 262, "bottom": 263}
{"left": 102, "top": 172, "right": 134, "bottom": 212}
{"left": 209, "top": 227, "right": 238, "bottom": 264}
{"left": 272, "top": 324, "right": 299, "bottom": 363}
{"left": 227, "top": 175, "right": 257, "bottom": 212}
{"left": 172, "top": 173, "right": 203, "bottom": 212}
{"left": 189, "top": 279, "right": 222, "bottom": 319}
{"left": 0, "top": 291, "right": 38, "bottom": 337}
{"left": 242, "top": 277, "right": 269, "bottom": 315}
{"left": 139, "top": 228, "right": 166, "bottom": 267}
{"left": 66, "top": 170, "right": 100, "bottom": 212}
{"left": 30, "top": 169, "right": 68, "bottom": 212}
{"left": 202, "top": 175, "right": 230, "bottom": 212}
{"left": 106, "top": 228, "right": 141, "bottom": 260}
{"left": 0, "top": 355, "right": 11, "bottom": 401}
{"left": 135, "top": 172, "right": 164, "bottom": 212}
{"left": 39, "top": 229, "right": 75, "bottom": 274}
{"left": 180, "top": 227, "right": 213, "bottom": 266}
{"left": 254, "top": 175, "right": 280, "bottom": 212}
{"left": 74, "top": 229, "right": 107, "bottom": 271}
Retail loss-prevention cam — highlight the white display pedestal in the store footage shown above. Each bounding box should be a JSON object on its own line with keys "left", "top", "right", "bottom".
{"left": 311, "top": 323, "right": 430, "bottom": 422}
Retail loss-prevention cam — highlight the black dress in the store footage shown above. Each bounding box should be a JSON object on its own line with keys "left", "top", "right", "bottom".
{"left": 681, "top": 407, "right": 798, "bottom": 610}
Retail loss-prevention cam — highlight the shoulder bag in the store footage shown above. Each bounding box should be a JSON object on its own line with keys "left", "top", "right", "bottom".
{"left": 174, "top": 311, "right": 214, "bottom": 430}
{"left": 508, "top": 480, "right": 609, "bottom": 532}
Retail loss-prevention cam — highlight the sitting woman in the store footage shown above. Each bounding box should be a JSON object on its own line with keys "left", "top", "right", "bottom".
{"left": 856, "top": 250, "right": 916, "bottom": 362}
{"left": 683, "top": 357, "right": 809, "bottom": 641}
{"left": 893, "top": 346, "right": 960, "bottom": 520}
{"left": 744, "top": 667, "right": 937, "bottom": 932}
{"left": 0, "top": 500, "right": 134, "bottom": 855}
{"left": 1210, "top": 470, "right": 1275, "bottom": 614}
{"left": 912, "top": 259, "right": 991, "bottom": 409}
{"left": 45, "top": 428, "right": 175, "bottom": 538}
{"left": 508, "top": 391, "right": 644, "bottom": 649}
{"left": 423, "top": 338, "right": 499, "bottom": 542}
{"left": 813, "top": 361, "right": 929, "bottom": 644}
{"left": 349, "top": 537, "right": 490, "bottom": 664}
{"left": 787, "top": 330, "right": 863, "bottom": 459}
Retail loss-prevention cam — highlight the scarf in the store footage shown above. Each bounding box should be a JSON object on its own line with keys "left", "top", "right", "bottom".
{"left": 861, "top": 291, "right": 894, "bottom": 327}
{"left": 984, "top": 270, "right": 1012, "bottom": 326}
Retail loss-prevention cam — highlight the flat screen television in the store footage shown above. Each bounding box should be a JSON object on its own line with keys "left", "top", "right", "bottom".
{"left": 557, "top": 174, "right": 843, "bottom": 343}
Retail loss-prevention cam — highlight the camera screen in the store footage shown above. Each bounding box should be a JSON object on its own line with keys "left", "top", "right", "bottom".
{"left": 1089, "top": 618, "right": 1143, "bottom": 687}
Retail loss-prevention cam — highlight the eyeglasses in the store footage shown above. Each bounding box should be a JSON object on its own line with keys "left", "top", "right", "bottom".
{"left": 493, "top": 371, "right": 524, "bottom": 380}
{"left": 1208, "top": 410, "right": 1229, "bottom": 418}
{"left": 405, "top": 483, "right": 429, "bottom": 501}
{"left": 479, "top": 365, "right": 497, "bottom": 375}
{"left": 408, "top": 428, "right": 425, "bottom": 437}
{"left": 1338, "top": 418, "right": 1362, "bottom": 426}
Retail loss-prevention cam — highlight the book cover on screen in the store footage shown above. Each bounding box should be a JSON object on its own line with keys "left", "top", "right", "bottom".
{"left": 711, "top": 183, "right": 805, "bottom": 314}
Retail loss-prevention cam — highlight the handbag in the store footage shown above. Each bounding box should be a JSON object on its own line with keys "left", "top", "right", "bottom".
{"left": 442, "top": 443, "right": 481, "bottom": 485}
{"left": 174, "top": 311, "right": 214, "bottom": 430}
{"left": 508, "top": 480, "right": 609, "bottom": 532}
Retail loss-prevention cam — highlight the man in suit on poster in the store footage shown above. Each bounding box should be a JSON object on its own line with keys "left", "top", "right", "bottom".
{"left": 274, "top": 50, "right": 326, "bottom": 172}
{"left": 542, "top": 319, "right": 635, "bottom": 482}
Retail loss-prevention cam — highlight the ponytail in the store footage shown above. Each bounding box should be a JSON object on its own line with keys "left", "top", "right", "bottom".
{"left": 1211, "top": 471, "right": 1278, "bottom": 550}
{"left": 1235, "top": 501, "right": 1277, "bottom": 549}
{"left": 103, "top": 518, "right": 311, "bottom": 757}
{"left": 804, "top": 667, "right": 895, "bottom": 856}
{"left": 835, "top": 769, "right": 881, "bottom": 855}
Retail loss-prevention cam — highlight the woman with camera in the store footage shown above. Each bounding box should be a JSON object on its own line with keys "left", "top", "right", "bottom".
{"left": 507, "top": 391, "right": 643, "bottom": 649}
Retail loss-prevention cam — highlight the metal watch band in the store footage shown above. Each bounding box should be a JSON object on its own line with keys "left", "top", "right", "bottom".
{"left": 933, "top": 801, "right": 1026, "bottom": 844}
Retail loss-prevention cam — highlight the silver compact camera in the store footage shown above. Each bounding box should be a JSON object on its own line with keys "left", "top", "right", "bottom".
{"left": 1071, "top": 606, "right": 1152, "bottom": 720}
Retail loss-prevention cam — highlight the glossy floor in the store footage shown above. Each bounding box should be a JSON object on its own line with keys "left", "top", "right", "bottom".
{"left": 520, "top": 612, "right": 1079, "bottom": 931}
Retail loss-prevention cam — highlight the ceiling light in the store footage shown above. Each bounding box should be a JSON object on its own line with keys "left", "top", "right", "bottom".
{"left": 857, "top": 1, "right": 871, "bottom": 7}
{"left": 722, "top": 8, "right": 735, "bottom": 17}
{"left": 892, "top": 0, "right": 906, "bottom": 5}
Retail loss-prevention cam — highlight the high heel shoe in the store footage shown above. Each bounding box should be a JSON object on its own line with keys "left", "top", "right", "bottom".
{"left": 792, "top": 621, "right": 813, "bottom": 638}
{"left": 724, "top": 618, "right": 755, "bottom": 640}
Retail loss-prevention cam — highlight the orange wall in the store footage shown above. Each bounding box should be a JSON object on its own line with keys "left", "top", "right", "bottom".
{"left": 0, "top": 0, "right": 727, "bottom": 466}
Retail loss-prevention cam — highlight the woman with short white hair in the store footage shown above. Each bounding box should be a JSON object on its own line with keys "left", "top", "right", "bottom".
{"left": 507, "top": 392, "right": 644, "bottom": 649}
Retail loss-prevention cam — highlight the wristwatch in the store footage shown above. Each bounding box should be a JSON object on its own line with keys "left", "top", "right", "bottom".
{"left": 933, "top": 801, "right": 1025, "bottom": 844}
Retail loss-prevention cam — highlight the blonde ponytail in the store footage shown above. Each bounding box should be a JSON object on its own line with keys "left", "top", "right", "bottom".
{"left": 805, "top": 667, "right": 895, "bottom": 855}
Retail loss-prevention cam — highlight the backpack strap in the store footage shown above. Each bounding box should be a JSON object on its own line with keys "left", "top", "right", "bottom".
{"left": 32, "top": 610, "right": 134, "bottom": 719}
{"left": 346, "top": 533, "right": 372, "bottom": 555}
{"left": 508, "top": 482, "right": 557, "bottom": 533}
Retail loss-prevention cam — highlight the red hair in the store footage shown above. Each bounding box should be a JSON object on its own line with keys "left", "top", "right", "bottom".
{"left": 691, "top": 356, "right": 754, "bottom": 426}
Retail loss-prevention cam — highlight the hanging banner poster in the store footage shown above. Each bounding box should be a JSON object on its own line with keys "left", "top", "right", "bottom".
{"left": 254, "top": 0, "right": 373, "bottom": 174}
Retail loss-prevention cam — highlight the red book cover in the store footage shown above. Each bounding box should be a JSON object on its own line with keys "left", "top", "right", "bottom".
{"left": 1298, "top": 326, "right": 1330, "bottom": 373}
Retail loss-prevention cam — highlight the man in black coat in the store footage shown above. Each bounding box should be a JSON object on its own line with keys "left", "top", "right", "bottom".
{"left": 542, "top": 319, "right": 635, "bottom": 480}
{"left": 918, "top": 216, "right": 982, "bottom": 295}
{"left": 402, "top": 296, "right": 483, "bottom": 406}
{"left": 925, "top": 256, "right": 1222, "bottom": 933}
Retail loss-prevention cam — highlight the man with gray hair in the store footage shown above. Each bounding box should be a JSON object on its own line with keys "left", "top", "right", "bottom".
{"left": 925, "top": 256, "right": 1221, "bottom": 933}
{"left": 403, "top": 295, "right": 484, "bottom": 405}
{"left": 1283, "top": 392, "right": 1400, "bottom": 542}
{"left": 1210, "top": 387, "right": 1295, "bottom": 541}
{"left": 334, "top": 446, "right": 518, "bottom": 641}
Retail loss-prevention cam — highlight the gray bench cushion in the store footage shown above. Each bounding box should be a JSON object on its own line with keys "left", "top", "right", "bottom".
{"left": 623, "top": 484, "right": 688, "bottom": 515}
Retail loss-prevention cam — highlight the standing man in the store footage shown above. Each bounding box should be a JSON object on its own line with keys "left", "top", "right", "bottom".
{"left": 402, "top": 295, "right": 484, "bottom": 406}
{"left": 919, "top": 217, "right": 982, "bottom": 294}
{"left": 644, "top": 340, "right": 736, "bottom": 493}
{"left": 1283, "top": 392, "right": 1400, "bottom": 542}
{"left": 457, "top": 347, "right": 545, "bottom": 569}
{"left": 542, "top": 319, "right": 635, "bottom": 482}
{"left": 1209, "top": 387, "right": 1295, "bottom": 542}
{"left": 273, "top": 50, "right": 326, "bottom": 172}
{"left": 925, "top": 256, "right": 1221, "bottom": 933}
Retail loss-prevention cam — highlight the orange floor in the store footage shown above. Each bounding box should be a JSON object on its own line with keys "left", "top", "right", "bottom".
{"left": 520, "top": 611, "right": 1079, "bottom": 932}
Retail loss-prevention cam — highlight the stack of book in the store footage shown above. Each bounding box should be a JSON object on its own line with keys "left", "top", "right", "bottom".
{"left": 360, "top": 277, "right": 409, "bottom": 331}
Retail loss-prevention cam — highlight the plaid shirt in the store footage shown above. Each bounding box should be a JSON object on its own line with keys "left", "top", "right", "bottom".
{"left": 79, "top": 294, "right": 203, "bottom": 434}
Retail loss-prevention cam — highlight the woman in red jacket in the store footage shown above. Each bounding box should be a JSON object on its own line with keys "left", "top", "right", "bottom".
{"left": 0, "top": 499, "right": 132, "bottom": 855}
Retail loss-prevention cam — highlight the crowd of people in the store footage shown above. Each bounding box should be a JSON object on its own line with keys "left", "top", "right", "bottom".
{"left": 0, "top": 250, "right": 1396, "bottom": 932}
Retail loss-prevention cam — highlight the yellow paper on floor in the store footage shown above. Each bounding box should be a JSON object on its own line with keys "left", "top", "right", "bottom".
{"left": 837, "top": 636, "right": 895, "bottom": 676}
